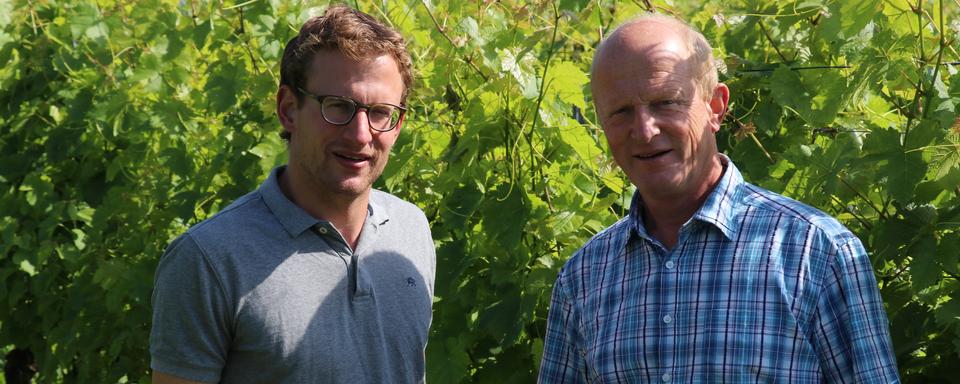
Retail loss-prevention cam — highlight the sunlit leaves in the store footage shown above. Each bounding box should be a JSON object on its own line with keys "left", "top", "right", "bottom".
{"left": 1, "top": 0, "right": 958, "bottom": 382}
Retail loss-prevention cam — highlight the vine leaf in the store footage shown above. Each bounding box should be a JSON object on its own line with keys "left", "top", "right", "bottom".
{"left": 909, "top": 234, "right": 939, "bottom": 292}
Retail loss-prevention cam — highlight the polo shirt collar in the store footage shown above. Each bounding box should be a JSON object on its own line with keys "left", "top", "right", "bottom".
{"left": 628, "top": 154, "right": 743, "bottom": 242}
{"left": 260, "top": 166, "right": 320, "bottom": 237}
{"left": 365, "top": 193, "right": 389, "bottom": 230}
{"left": 260, "top": 166, "right": 392, "bottom": 238}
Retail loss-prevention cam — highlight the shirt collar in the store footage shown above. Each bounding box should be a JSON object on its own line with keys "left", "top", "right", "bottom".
{"left": 365, "top": 192, "right": 389, "bottom": 230}
{"left": 260, "top": 166, "right": 391, "bottom": 238}
{"left": 691, "top": 154, "right": 743, "bottom": 240}
{"left": 260, "top": 166, "right": 320, "bottom": 237}
{"left": 628, "top": 154, "right": 744, "bottom": 241}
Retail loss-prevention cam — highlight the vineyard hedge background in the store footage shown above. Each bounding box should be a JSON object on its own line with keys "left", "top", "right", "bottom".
{"left": 1, "top": 0, "right": 958, "bottom": 382}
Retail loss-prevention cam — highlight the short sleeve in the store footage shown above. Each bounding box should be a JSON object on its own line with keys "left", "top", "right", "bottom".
{"left": 150, "top": 233, "right": 233, "bottom": 383}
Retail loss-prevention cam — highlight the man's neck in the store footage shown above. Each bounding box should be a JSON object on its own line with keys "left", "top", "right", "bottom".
{"left": 640, "top": 157, "right": 726, "bottom": 250}
{"left": 278, "top": 167, "right": 368, "bottom": 250}
{"left": 641, "top": 197, "right": 703, "bottom": 250}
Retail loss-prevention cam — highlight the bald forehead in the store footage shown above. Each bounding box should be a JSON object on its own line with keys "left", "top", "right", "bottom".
{"left": 594, "top": 18, "right": 692, "bottom": 70}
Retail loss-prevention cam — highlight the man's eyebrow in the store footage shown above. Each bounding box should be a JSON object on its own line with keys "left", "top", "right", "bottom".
{"left": 644, "top": 86, "right": 688, "bottom": 100}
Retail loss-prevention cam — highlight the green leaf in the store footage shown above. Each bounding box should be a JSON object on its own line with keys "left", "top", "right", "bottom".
{"left": 545, "top": 61, "right": 588, "bottom": 109}
{"left": 19, "top": 259, "right": 37, "bottom": 276}
{"left": 871, "top": 217, "right": 915, "bottom": 264}
{"left": 205, "top": 61, "right": 245, "bottom": 113}
{"left": 940, "top": 234, "right": 959, "bottom": 276}
{"left": 558, "top": 120, "right": 602, "bottom": 162}
{"left": 934, "top": 298, "right": 960, "bottom": 329}
{"left": 71, "top": 228, "right": 86, "bottom": 251}
{"left": 819, "top": 0, "right": 882, "bottom": 42}
{"left": 481, "top": 184, "right": 531, "bottom": 249}
{"left": 440, "top": 181, "right": 483, "bottom": 230}
{"left": 426, "top": 337, "right": 471, "bottom": 383}
{"left": 478, "top": 284, "right": 523, "bottom": 344}
{"left": 767, "top": 66, "right": 814, "bottom": 124}
{"left": 909, "top": 234, "right": 939, "bottom": 291}
{"left": 864, "top": 127, "right": 926, "bottom": 202}
{"left": 69, "top": 3, "right": 101, "bottom": 39}
{"left": 807, "top": 70, "right": 847, "bottom": 126}
{"left": 499, "top": 48, "right": 538, "bottom": 99}
{"left": 435, "top": 238, "right": 475, "bottom": 296}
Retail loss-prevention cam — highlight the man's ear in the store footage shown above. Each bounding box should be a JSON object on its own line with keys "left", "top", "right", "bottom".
{"left": 708, "top": 83, "right": 730, "bottom": 133}
{"left": 277, "top": 85, "right": 299, "bottom": 134}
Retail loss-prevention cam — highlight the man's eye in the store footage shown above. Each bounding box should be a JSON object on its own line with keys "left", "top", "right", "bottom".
{"left": 655, "top": 99, "right": 687, "bottom": 108}
{"left": 325, "top": 99, "right": 353, "bottom": 111}
{"left": 609, "top": 106, "right": 632, "bottom": 117}
{"left": 370, "top": 106, "right": 393, "bottom": 116}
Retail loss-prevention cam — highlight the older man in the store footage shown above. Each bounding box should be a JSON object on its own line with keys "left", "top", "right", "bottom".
{"left": 539, "top": 14, "right": 899, "bottom": 383}
{"left": 150, "top": 6, "right": 435, "bottom": 383}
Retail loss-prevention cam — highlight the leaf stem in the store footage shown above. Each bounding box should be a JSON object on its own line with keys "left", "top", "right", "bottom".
{"left": 758, "top": 18, "right": 789, "bottom": 63}
{"left": 904, "top": 0, "right": 926, "bottom": 143}
{"left": 520, "top": 4, "right": 562, "bottom": 181}
{"left": 420, "top": 3, "right": 489, "bottom": 82}
{"left": 942, "top": 268, "right": 960, "bottom": 280}
{"left": 737, "top": 65, "right": 851, "bottom": 73}
{"left": 836, "top": 174, "right": 889, "bottom": 221}
{"left": 921, "top": 0, "right": 946, "bottom": 120}
{"left": 831, "top": 195, "right": 873, "bottom": 230}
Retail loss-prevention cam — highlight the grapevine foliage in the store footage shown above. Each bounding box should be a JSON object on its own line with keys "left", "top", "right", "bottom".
{"left": 0, "top": 0, "right": 958, "bottom": 382}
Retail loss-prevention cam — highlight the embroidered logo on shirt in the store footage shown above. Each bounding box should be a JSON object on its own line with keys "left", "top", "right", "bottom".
{"left": 406, "top": 277, "right": 416, "bottom": 287}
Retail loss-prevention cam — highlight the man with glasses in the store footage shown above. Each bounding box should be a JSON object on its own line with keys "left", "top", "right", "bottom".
{"left": 538, "top": 14, "right": 898, "bottom": 382}
{"left": 150, "top": 6, "right": 435, "bottom": 383}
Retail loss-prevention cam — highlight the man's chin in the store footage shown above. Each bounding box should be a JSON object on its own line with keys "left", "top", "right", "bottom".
{"left": 325, "top": 185, "right": 366, "bottom": 197}
{"left": 327, "top": 178, "right": 375, "bottom": 197}
{"left": 307, "top": 167, "right": 379, "bottom": 197}
{"left": 631, "top": 174, "right": 683, "bottom": 196}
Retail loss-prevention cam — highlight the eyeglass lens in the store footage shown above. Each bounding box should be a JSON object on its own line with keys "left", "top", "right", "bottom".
{"left": 321, "top": 96, "right": 400, "bottom": 131}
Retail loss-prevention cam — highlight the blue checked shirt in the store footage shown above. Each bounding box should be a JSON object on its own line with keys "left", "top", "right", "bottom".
{"left": 538, "top": 158, "right": 899, "bottom": 383}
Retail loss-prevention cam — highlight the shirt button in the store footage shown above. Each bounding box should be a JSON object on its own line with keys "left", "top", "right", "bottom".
{"left": 662, "top": 372, "right": 672, "bottom": 382}
{"left": 317, "top": 227, "right": 328, "bottom": 234}
{"left": 665, "top": 260, "right": 675, "bottom": 269}
{"left": 663, "top": 314, "right": 673, "bottom": 324}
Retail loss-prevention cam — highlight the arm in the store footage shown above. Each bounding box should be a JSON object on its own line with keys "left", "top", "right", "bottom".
{"left": 538, "top": 276, "right": 589, "bottom": 384}
{"left": 812, "top": 236, "right": 900, "bottom": 383}
{"left": 150, "top": 234, "right": 232, "bottom": 383}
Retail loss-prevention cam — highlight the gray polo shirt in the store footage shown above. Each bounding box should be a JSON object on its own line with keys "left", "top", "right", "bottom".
{"left": 150, "top": 166, "right": 436, "bottom": 383}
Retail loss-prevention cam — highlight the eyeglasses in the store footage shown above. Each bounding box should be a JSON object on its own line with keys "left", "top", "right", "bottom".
{"left": 297, "top": 88, "right": 406, "bottom": 132}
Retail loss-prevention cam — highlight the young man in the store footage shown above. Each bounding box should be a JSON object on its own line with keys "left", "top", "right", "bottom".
{"left": 150, "top": 6, "right": 435, "bottom": 383}
{"left": 539, "top": 14, "right": 899, "bottom": 383}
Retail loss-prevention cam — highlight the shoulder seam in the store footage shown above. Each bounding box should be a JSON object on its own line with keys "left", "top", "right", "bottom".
{"left": 740, "top": 183, "right": 852, "bottom": 243}
{"left": 181, "top": 232, "right": 235, "bottom": 324}
{"left": 189, "top": 190, "right": 263, "bottom": 233}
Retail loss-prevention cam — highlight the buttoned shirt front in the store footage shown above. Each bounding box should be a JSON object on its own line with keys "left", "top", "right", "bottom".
{"left": 538, "top": 157, "right": 899, "bottom": 383}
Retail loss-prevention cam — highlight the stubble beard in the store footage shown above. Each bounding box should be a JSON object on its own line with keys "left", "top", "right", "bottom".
{"left": 298, "top": 151, "right": 389, "bottom": 198}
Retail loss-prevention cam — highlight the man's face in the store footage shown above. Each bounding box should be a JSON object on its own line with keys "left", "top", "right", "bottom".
{"left": 592, "top": 22, "right": 726, "bottom": 202}
{"left": 280, "top": 51, "right": 405, "bottom": 198}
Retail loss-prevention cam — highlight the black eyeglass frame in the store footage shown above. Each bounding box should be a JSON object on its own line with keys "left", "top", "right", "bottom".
{"left": 296, "top": 87, "right": 407, "bottom": 132}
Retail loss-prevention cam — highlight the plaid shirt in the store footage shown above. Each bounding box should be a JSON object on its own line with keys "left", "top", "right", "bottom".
{"left": 538, "top": 158, "right": 899, "bottom": 383}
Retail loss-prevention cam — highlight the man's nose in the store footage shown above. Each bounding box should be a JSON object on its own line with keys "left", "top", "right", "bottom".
{"left": 343, "top": 108, "right": 374, "bottom": 144}
{"left": 630, "top": 106, "right": 659, "bottom": 142}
